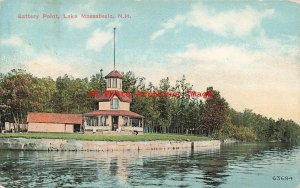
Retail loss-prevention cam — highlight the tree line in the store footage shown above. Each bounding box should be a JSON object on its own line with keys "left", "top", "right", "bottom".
{"left": 0, "top": 69, "right": 299, "bottom": 142}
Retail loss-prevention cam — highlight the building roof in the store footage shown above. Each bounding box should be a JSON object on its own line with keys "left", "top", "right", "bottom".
{"left": 27, "top": 112, "right": 82, "bottom": 124}
{"left": 85, "top": 110, "right": 144, "bottom": 118}
{"left": 104, "top": 70, "right": 123, "bottom": 79}
{"left": 97, "top": 90, "right": 132, "bottom": 103}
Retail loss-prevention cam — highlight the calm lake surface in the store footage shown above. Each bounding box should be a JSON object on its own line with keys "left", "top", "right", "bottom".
{"left": 0, "top": 143, "right": 299, "bottom": 188}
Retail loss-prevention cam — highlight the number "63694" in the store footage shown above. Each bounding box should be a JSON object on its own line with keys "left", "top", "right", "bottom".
{"left": 272, "top": 176, "right": 293, "bottom": 180}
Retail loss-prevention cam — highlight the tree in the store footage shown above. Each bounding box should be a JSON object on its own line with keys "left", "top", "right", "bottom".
{"left": 0, "top": 69, "right": 33, "bottom": 130}
{"left": 122, "top": 71, "right": 138, "bottom": 93}
{"left": 171, "top": 75, "right": 194, "bottom": 134}
{"left": 201, "top": 87, "right": 230, "bottom": 137}
{"left": 53, "top": 75, "right": 94, "bottom": 113}
{"left": 29, "top": 77, "right": 56, "bottom": 112}
{"left": 157, "top": 77, "right": 172, "bottom": 133}
{"left": 89, "top": 69, "right": 106, "bottom": 94}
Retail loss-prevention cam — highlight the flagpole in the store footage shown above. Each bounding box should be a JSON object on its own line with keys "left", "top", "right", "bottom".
{"left": 114, "top": 28, "right": 116, "bottom": 70}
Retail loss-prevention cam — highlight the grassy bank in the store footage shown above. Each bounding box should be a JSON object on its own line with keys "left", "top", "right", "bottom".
{"left": 0, "top": 133, "right": 210, "bottom": 142}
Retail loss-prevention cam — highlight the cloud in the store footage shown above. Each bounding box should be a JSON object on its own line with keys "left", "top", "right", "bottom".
{"left": 151, "top": 3, "right": 274, "bottom": 40}
{"left": 150, "top": 15, "right": 185, "bottom": 41}
{"left": 0, "top": 36, "right": 34, "bottom": 55}
{"left": 187, "top": 4, "right": 274, "bottom": 37}
{"left": 1, "top": 36, "right": 27, "bottom": 47}
{"left": 167, "top": 37, "right": 300, "bottom": 122}
{"left": 86, "top": 29, "right": 113, "bottom": 52}
{"left": 21, "top": 54, "right": 80, "bottom": 78}
{"left": 20, "top": 53, "right": 101, "bottom": 79}
{"left": 150, "top": 30, "right": 166, "bottom": 41}
{"left": 65, "top": 1, "right": 97, "bottom": 28}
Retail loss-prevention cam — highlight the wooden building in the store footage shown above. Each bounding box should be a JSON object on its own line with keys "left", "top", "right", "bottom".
{"left": 84, "top": 70, "right": 144, "bottom": 134}
{"left": 27, "top": 113, "right": 82, "bottom": 133}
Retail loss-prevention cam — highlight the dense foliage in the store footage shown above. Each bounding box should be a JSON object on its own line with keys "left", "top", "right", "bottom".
{"left": 0, "top": 69, "right": 299, "bottom": 142}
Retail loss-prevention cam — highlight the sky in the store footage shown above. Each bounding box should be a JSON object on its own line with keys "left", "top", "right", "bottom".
{"left": 0, "top": 0, "right": 299, "bottom": 123}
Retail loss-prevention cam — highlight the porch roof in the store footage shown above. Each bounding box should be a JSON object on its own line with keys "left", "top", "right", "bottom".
{"left": 84, "top": 110, "right": 144, "bottom": 118}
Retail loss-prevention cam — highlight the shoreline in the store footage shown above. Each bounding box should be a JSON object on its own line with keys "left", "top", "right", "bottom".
{"left": 0, "top": 138, "right": 221, "bottom": 151}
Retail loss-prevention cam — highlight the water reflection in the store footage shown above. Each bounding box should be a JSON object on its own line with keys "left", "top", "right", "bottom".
{"left": 0, "top": 143, "right": 299, "bottom": 188}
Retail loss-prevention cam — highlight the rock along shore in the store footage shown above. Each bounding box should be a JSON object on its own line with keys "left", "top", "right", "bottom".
{"left": 0, "top": 138, "right": 221, "bottom": 151}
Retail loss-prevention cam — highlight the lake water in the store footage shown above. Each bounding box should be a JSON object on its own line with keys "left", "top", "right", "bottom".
{"left": 0, "top": 143, "right": 299, "bottom": 188}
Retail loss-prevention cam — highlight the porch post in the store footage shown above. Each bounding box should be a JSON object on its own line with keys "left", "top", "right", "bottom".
{"left": 98, "top": 116, "right": 101, "bottom": 126}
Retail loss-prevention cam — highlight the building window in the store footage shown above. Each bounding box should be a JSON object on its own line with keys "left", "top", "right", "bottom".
{"left": 132, "top": 119, "right": 141, "bottom": 127}
{"left": 112, "top": 78, "right": 117, "bottom": 88}
{"left": 119, "top": 81, "right": 122, "bottom": 89}
{"left": 111, "top": 99, "right": 119, "bottom": 109}
{"left": 108, "top": 79, "right": 111, "bottom": 88}
{"left": 86, "top": 116, "right": 98, "bottom": 126}
{"left": 100, "top": 115, "right": 108, "bottom": 126}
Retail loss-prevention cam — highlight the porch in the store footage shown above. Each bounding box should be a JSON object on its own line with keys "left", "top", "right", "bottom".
{"left": 83, "top": 110, "right": 144, "bottom": 134}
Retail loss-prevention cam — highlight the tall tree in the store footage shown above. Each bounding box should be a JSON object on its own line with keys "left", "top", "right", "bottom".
{"left": 29, "top": 77, "right": 56, "bottom": 112}
{"left": 156, "top": 77, "right": 172, "bottom": 133}
{"left": 201, "top": 87, "right": 230, "bottom": 136}
{"left": 171, "top": 75, "right": 194, "bottom": 134}
{"left": 122, "top": 71, "right": 138, "bottom": 93}
{"left": 0, "top": 69, "right": 33, "bottom": 130}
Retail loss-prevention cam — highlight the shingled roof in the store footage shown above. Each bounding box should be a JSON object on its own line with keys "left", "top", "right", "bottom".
{"left": 104, "top": 70, "right": 123, "bottom": 79}
{"left": 27, "top": 112, "right": 82, "bottom": 124}
{"left": 96, "top": 90, "right": 132, "bottom": 103}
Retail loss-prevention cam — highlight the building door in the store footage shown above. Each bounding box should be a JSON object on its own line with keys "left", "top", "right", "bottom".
{"left": 73, "top": 124, "right": 81, "bottom": 133}
{"left": 112, "top": 116, "right": 118, "bottom": 131}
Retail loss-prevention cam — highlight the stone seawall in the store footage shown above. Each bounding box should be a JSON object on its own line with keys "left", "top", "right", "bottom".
{"left": 0, "top": 138, "right": 221, "bottom": 151}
